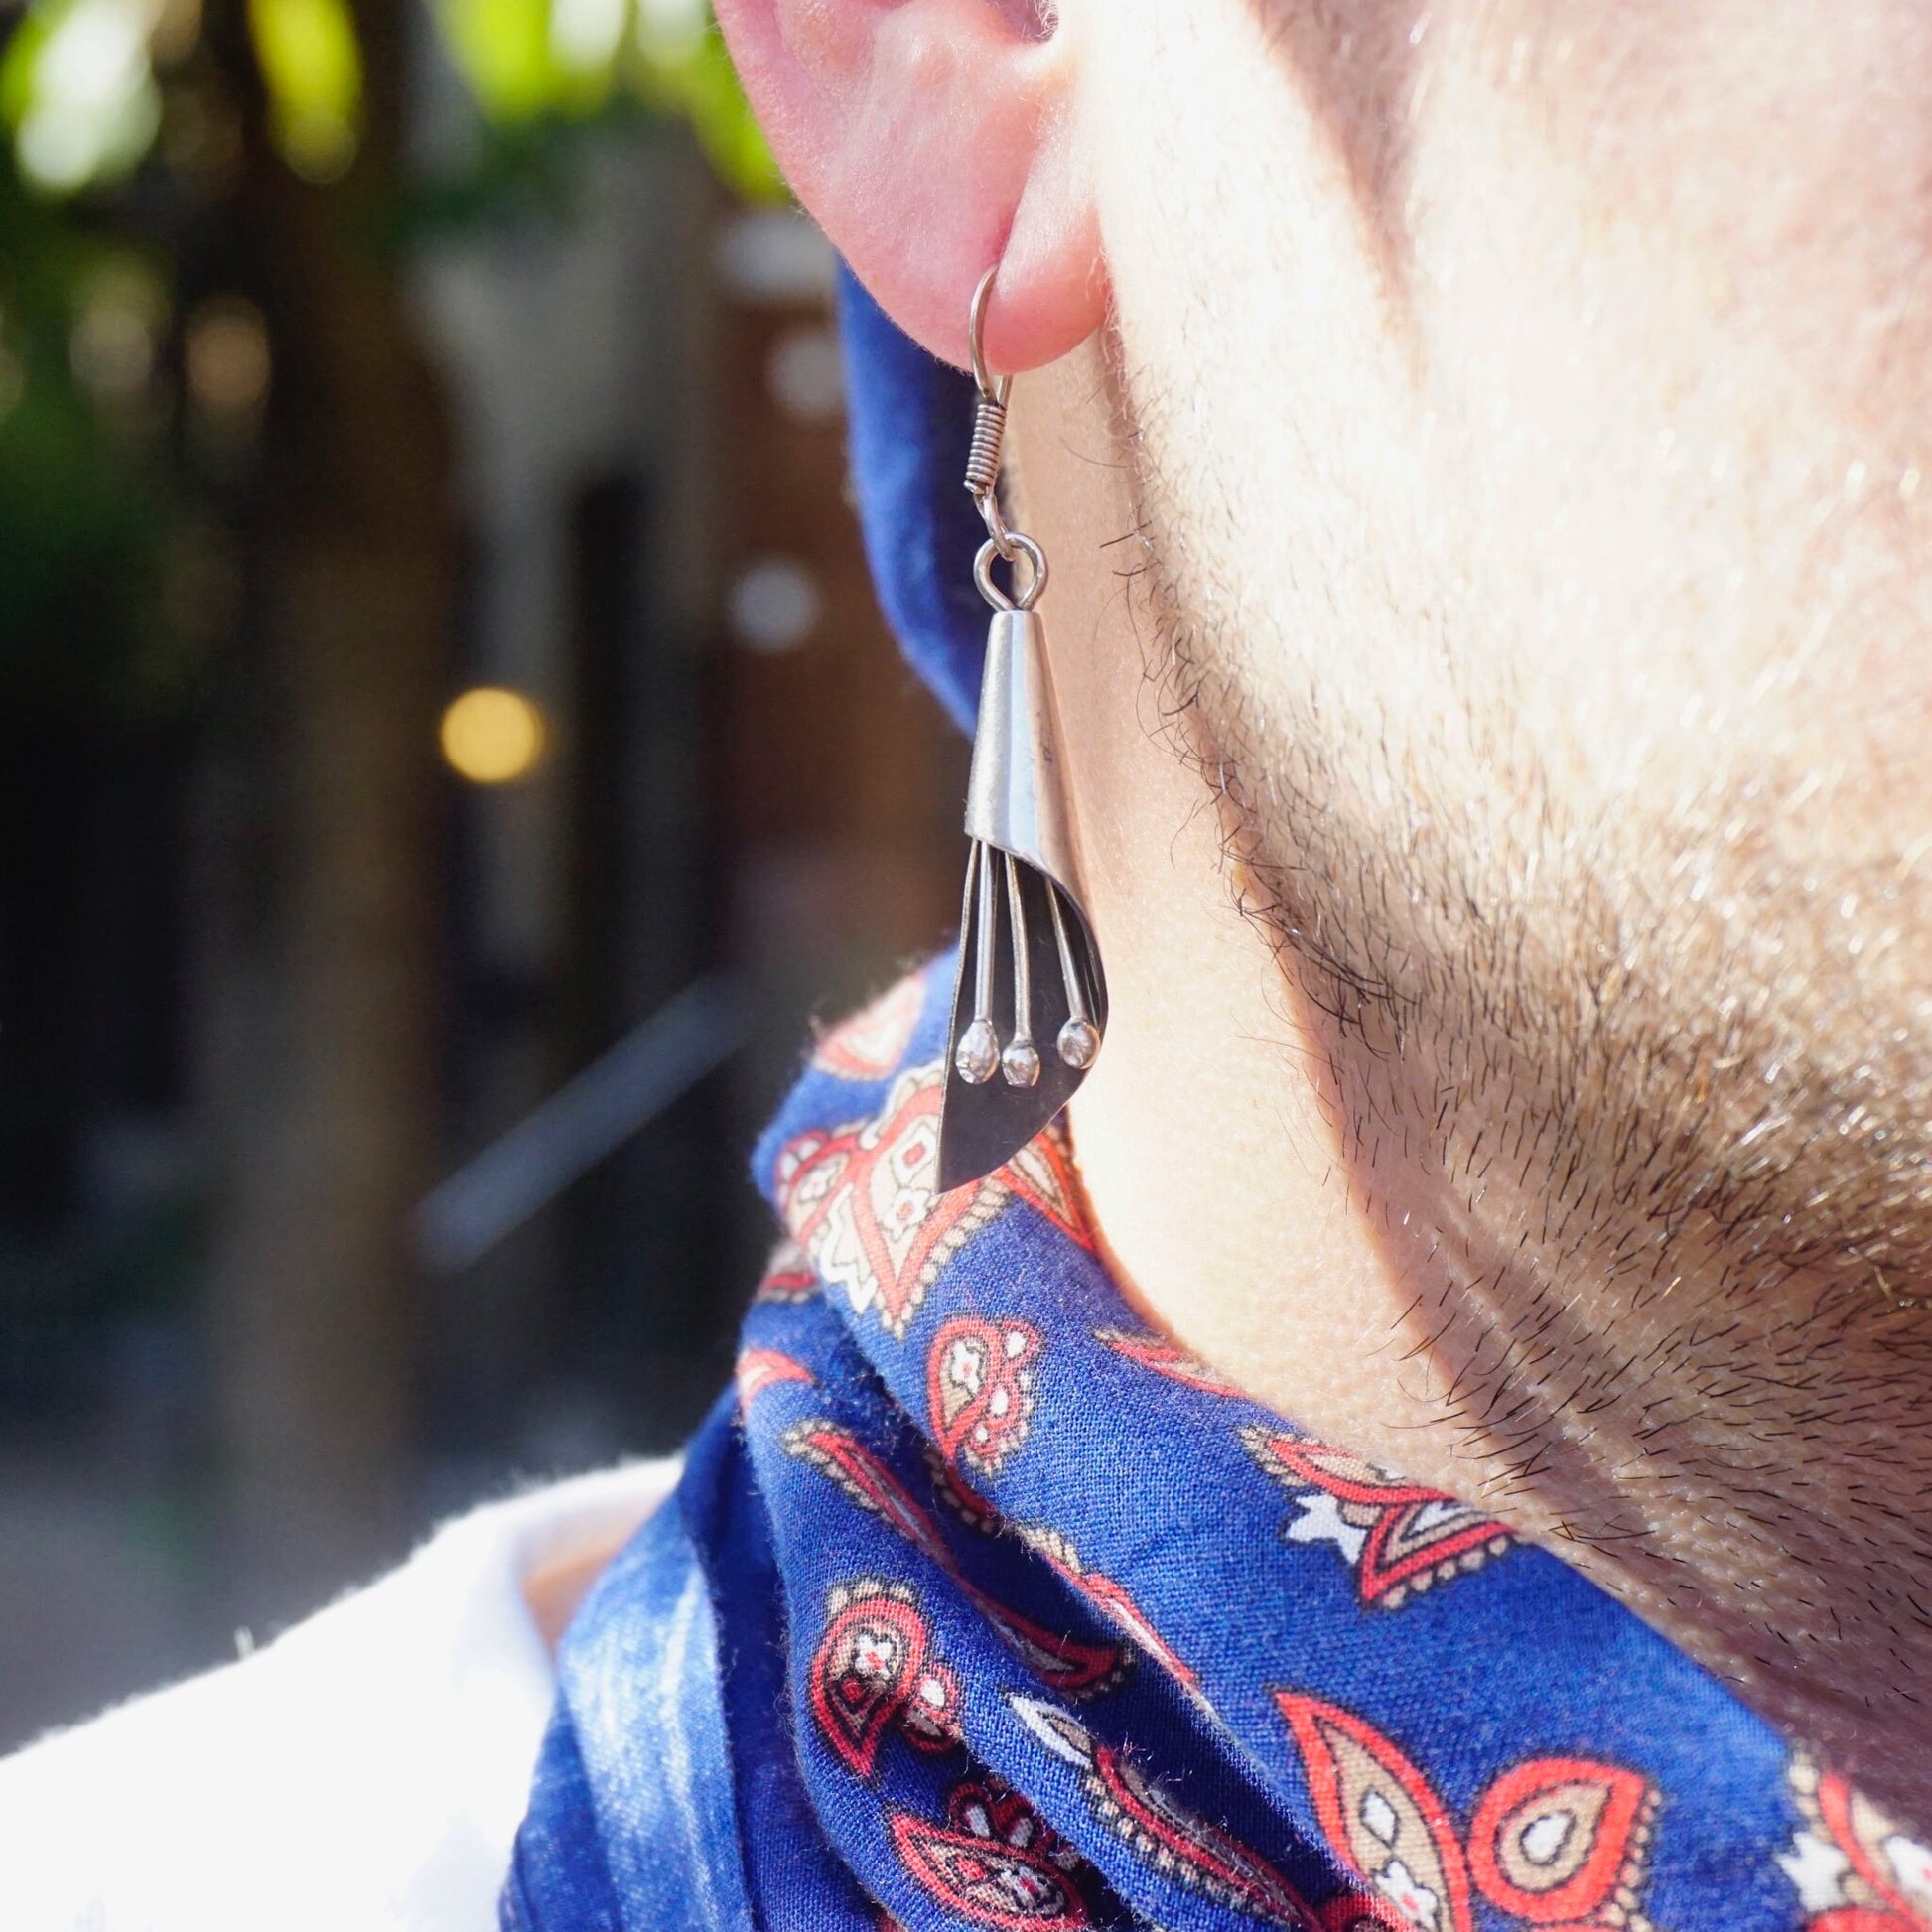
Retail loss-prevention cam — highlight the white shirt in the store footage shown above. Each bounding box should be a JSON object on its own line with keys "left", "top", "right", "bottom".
{"left": 0, "top": 1458, "right": 679, "bottom": 1932}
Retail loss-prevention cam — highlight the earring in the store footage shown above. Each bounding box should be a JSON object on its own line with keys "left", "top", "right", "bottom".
{"left": 935, "top": 269, "right": 1108, "bottom": 1193}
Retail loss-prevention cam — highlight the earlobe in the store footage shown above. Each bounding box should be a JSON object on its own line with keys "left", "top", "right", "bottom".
{"left": 713, "top": 0, "right": 1105, "bottom": 372}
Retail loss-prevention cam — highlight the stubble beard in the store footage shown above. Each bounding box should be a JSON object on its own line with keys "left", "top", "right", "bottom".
{"left": 1115, "top": 353, "right": 1932, "bottom": 1815}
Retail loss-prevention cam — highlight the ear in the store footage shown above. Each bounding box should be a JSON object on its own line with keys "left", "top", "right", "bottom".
{"left": 712, "top": 0, "right": 1103, "bottom": 373}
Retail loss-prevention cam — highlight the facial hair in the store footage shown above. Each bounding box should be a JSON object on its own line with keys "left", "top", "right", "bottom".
{"left": 1111, "top": 339, "right": 1932, "bottom": 1809}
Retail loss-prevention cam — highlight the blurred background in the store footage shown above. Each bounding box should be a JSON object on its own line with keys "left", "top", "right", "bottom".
{"left": 0, "top": 0, "right": 967, "bottom": 1751}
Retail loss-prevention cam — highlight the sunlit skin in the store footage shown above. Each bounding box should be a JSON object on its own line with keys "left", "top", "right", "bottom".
{"left": 716, "top": 0, "right": 1932, "bottom": 1813}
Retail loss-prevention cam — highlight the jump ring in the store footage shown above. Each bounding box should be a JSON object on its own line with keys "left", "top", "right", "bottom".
{"left": 974, "top": 534, "right": 1047, "bottom": 612}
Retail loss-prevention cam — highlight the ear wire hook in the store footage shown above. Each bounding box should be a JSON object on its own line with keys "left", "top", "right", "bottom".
{"left": 968, "top": 267, "right": 1011, "bottom": 408}
{"left": 964, "top": 268, "right": 1020, "bottom": 561}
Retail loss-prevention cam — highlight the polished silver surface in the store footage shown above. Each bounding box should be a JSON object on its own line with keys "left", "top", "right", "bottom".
{"left": 1001, "top": 851, "right": 1040, "bottom": 1088}
{"left": 1046, "top": 883, "right": 1100, "bottom": 1068}
{"left": 967, "top": 267, "right": 1011, "bottom": 411}
{"left": 937, "top": 606, "right": 1108, "bottom": 1188}
{"left": 936, "top": 265, "right": 1109, "bottom": 1192}
{"left": 954, "top": 842, "right": 1000, "bottom": 1085}
{"left": 964, "top": 392, "right": 1008, "bottom": 499}
{"left": 954, "top": 1014, "right": 1000, "bottom": 1086}
{"left": 962, "top": 610, "right": 1080, "bottom": 901}
{"left": 1056, "top": 1015, "right": 1100, "bottom": 1071}
{"left": 973, "top": 534, "right": 1046, "bottom": 612}
{"left": 939, "top": 842, "right": 1106, "bottom": 1191}
{"left": 965, "top": 267, "right": 1022, "bottom": 562}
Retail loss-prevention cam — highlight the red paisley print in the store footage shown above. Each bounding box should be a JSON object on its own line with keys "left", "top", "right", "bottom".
{"left": 892, "top": 1780, "right": 1089, "bottom": 1931}
{"left": 752, "top": 1236, "right": 819, "bottom": 1305}
{"left": 735, "top": 1347, "right": 815, "bottom": 1408}
{"left": 998, "top": 1125, "right": 1092, "bottom": 1250}
{"left": 782, "top": 1419, "right": 1131, "bottom": 1700}
{"left": 1010, "top": 1696, "right": 1314, "bottom": 1928}
{"left": 1280, "top": 1695, "right": 1668, "bottom": 1932}
{"left": 782, "top": 1418, "right": 961, "bottom": 1572}
{"left": 924, "top": 1442, "right": 1006, "bottom": 1535}
{"left": 809, "top": 1579, "right": 961, "bottom": 1779}
{"left": 973, "top": 1594, "right": 1132, "bottom": 1702}
{"left": 929, "top": 1316, "right": 1041, "bottom": 1477}
{"left": 1244, "top": 1429, "right": 1513, "bottom": 1610}
{"left": 1276, "top": 1692, "right": 1475, "bottom": 1932}
{"left": 900, "top": 1656, "right": 964, "bottom": 1753}
{"left": 1782, "top": 1755, "right": 1932, "bottom": 1932}
{"left": 813, "top": 976, "right": 927, "bottom": 1081}
{"left": 1810, "top": 1916, "right": 1929, "bottom": 1932}
{"left": 1094, "top": 1328, "right": 1244, "bottom": 1398}
{"left": 1019, "top": 1522, "right": 1199, "bottom": 1695}
{"left": 775, "top": 1065, "right": 997, "bottom": 1339}
{"left": 947, "top": 1778, "right": 1085, "bottom": 1883}
{"left": 1317, "top": 1892, "right": 1417, "bottom": 1932}
{"left": 774, "top": 1065, "right": 1093, "bottom": 1342}
{"left": 1467, "top": 1758, "right": 1657, "bottom": 1927}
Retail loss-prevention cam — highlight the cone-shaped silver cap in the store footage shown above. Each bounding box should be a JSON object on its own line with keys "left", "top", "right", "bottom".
{"left": 937, "top": 609, "right": 1107, "bottom": 1191}
{"left": 961, "top": 611, "right": 1082, "bottom": 900}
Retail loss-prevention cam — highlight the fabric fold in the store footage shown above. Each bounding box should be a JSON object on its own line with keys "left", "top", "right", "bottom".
{"left": 504, "top": 964, "right": 1932, "bottom": 1932}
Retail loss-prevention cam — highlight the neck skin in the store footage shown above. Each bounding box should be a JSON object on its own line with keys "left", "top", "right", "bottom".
{"left": 1009, "top": 341, "right": 1928, "bottom": 1824}
{"left": 1013, "top": 345, "right": 1470, "bottom": 1489}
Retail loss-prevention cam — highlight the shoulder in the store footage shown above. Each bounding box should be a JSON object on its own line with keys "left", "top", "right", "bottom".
{"left": 0, "top": 1457, "right": 679, "bottom": 1932}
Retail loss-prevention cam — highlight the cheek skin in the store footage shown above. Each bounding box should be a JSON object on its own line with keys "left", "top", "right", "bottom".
{"left": 1427, "top": 0, "right": 1932, "bottom": 836}
{"left": 1084, "top": 0, "right": 1932, "bottom": 859}
{"left": 1060, "top": 0, "right": 1932, "bottom": 1816}
{"left": 1497, "top": 0, "right": 1932, "bottom": 447}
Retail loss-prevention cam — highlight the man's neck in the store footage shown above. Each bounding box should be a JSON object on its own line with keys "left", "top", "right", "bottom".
{"left": 1012, "top": 342, "right": 1932, "bottom": 1825}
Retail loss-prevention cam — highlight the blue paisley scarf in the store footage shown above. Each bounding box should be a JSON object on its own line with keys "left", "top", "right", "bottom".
{"left": 501, "top": 963, "right": 1932, "bottom": 1932}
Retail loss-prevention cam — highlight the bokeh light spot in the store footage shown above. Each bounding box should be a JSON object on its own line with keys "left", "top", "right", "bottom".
{"left": 5, "top": 0, "right": 163, "bottom": 193}
{"left": 728, "top": 556, "right": 820, "bottom": 655}
{"left": 440, "top": 686, "right": 547, "bottom": 785}
{"left": 70, "top": 264, "right": 165, "bottom": 406}
{"left": 246, "top": 0, "right": 362, "bottom": 180}
{"left": 766, "top": 324, "right": 842, "bottom": 424}
{"left": 185, "top": 295, "right": 271, "bottom": 418}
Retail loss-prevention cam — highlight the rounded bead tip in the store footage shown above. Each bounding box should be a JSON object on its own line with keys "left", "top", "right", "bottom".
{"left": 954, "top": 1019, "right": 1001, "bottom": 1085}
{"left": 1001, "top": 1039, "right": 1041, "bottom": 1088}
{"left": 1057, "top": 1017, "right": 1101, "bottom": 1070}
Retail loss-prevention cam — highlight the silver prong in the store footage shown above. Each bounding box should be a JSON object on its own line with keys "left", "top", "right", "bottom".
{"left": 1045, "top": 882, "right": 1089, "bottom": 1024}
{"left": 954, "top": 843, "right": 1000, "bottom": 1084}
{"left": 1001, "top": 852, "right": 1040, "bottom": 1088}
{"left": 1047, "top": 884, "right": 1101, "bottom": 1070}
{"left": 973, "top": 844, "right": 996, "bottom": 1024}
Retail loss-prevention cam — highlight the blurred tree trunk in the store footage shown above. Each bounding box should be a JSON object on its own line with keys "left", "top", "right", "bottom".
{"left": 201, "top": 0, "right": 453, "bottom": 1622}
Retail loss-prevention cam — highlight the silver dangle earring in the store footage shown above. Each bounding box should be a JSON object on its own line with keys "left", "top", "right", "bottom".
{"left": 935, "top": 269, "right": 1107, "bottom": 1192}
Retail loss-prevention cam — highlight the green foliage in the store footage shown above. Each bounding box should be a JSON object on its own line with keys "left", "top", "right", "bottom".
{"left": 0, "top": 0, "right": 784, "bottom": 713}
{"left": 639, "top": 25, "right": 783, "bottom": 203}
{"left": 0, "top": 0, "right": 163, "bottom": 195}
{"left": 0, "top": 0, "right": 779, "bottom": 200}
{"left": 247, "top": 0, "right": 363, "bottom": 181}
{"left": 429, "top": 0, "right": 783, "bottom": 202}
{"left": 439, "top": 0, "right": 575, "bottom": 122}
{"left": 0, "top": 157, "right": 181, "bottom": 711}
{"left": 389, "top": 104, "right": 646, "bottom": 241}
